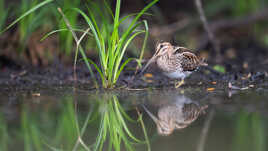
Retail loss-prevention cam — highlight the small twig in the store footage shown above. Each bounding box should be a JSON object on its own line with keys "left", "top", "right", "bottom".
{"left": 58, "top": 8, "right": 90, "bottom": 84}
{"left": 57, "top": 7, "right": 98, "bottom": 88}
{"left": 194, "top": 0, "right": 220, "bottom": 56}
{"left": 136, "top": 107, "right": 151, "bottom": 151}
{"left": 196, "top": 109, "right": 215, "bottom": 151}
{"left": 74, "top": 28, "right": 90, "bottom": 82}
{"left": 72, "top": 105, "right": 93, "bottom": 151}
{"left": 58, "top": 8, "right": 79, "bottom": 41}
{"left": 79, "top": 137, "right": 91, "bottom": 151}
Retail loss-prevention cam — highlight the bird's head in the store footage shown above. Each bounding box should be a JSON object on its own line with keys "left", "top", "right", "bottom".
{"left": 141, "top": 42, "right": 172, "bottom": 73}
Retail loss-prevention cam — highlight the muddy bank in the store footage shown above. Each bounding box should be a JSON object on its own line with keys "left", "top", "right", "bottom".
{"left": 0, "top": 62, "right": 267, "bottom": 92}
{"left": 0, "top": 40, "right": 268, "bottom": 91}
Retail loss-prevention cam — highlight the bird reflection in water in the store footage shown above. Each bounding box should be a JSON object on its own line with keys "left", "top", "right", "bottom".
{"left": 143, "top": 95, "right": 208, "bottom": 136}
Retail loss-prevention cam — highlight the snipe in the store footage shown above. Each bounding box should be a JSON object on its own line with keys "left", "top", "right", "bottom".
{"left": 141, "top": 42, "right": 207, "bottom": 88}
{"left": 142, "top": 96, "right": 208, "bottom": 136}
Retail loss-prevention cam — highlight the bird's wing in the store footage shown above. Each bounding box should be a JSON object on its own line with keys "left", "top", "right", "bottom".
{"left": 174, "top": 47, "right": 195, "bottom": 54}
{"left": 180, "top": 52, "right": 199, "bottom": 71}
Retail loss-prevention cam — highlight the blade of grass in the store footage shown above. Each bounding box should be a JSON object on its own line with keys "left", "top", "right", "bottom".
{"left": 73, "top": 8, "right": 107, "bottom": 74}
{"left": 30, "top": 124, "right": 43, "bottom": 151}
{"left": 40, "top": 28, "right": 92, "bottom": 41}
{"left": 86, "top": 3, "right": 107, "bottom": 73}
{"left": 44, "top": 142, "right": 63, "bottom": 151}
{"left": 138, "top": 20, "right": 149, "bottom": 64}
{"left": 93, "top": 114, "right": 105, "bottom": 151}
{"left": 86, "top": 58, "right": 106, "bottom": 87}
{"left": 103, "top": 0, "right": 114, "bottom": 19}
{"left": 0, "top": 0, "right": 54, "bottom": 34}
{"left": 113, "top": 21, "right": 144, "bottom": 66}
{"left": 136, "top": 108, "right": 151, "bottom": 151}
{"left": 58, "top": 7, "right": 99, "bottom": 88}
{"left": 119, "top": 12, "right": 152, "bottom": 25}
{"left": 114, "top": 30, "right": 145, "bottom": 82}
{"left": 117, "top": 101, "right": 137, "bottom": 123}
{"left": 120, "top": 0, "right": 158, "bottom": 43}
{"left": 113, "top": 97, "right": 142, "bottom": 143}
{"left": 114, "top": 58, "right": 134, "bottom": 84}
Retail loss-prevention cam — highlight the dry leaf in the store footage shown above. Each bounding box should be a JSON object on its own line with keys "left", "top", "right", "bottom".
{"left": 144, "top": 73, "right": 153, "bottom": 78}
{"left": 207, "top": 88, "right": 215, "bottom": 91}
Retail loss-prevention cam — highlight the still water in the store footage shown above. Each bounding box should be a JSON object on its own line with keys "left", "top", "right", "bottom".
{"left": 0, "top": 87, "right": 267, "bottom": 151}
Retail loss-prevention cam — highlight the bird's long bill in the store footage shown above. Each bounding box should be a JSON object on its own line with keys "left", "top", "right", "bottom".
{"left": 141, "top": 105, "right": 159, "bottom": 124}
{"left": 140, "top": 55, "right": 157, "bottom": 74}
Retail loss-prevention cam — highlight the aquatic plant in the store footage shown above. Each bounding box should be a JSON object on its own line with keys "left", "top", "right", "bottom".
{"left": 21, "top": 107, "right": 44, "bottom": 151}
{"left": 60, "top": 0, "right": 157, "bottom": 88}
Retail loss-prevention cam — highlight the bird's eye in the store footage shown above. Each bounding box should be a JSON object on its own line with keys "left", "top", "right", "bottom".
{"left": 159, "top": 44, "right": 164, "bottom": 49}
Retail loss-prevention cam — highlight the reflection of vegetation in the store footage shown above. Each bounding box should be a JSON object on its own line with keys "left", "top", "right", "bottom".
{"left": 91, "top": 95, "right": 149, "bottom": 151}
{"left": 21, "top": 106, "right": 44, "bottom": 151}
{"left": 72, "top": 94, "right": 150, "bottom": 151}
{"left": 0, "top": 114, "right": 9, "bottom": 151}
{"left": 233, "top": 111, "right": 266, "bottom": 151}
{"left": 0, "top": 95, "right": 150, "bottom": 151}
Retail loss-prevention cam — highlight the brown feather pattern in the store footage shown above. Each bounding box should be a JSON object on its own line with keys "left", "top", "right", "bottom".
{"left": 154, "top": 43, "right": 206, "bottom": 74}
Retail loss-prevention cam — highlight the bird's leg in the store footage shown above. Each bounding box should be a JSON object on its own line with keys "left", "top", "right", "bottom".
{"left": 175, "top": 79, "right": 185, "bottom": 88}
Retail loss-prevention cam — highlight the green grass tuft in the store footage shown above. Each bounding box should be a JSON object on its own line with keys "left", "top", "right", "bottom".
{"left": 65, "top": 0, "right": 158, "bottom": 88}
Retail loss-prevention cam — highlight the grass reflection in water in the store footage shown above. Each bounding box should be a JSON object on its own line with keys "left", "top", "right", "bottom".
{"left": 0, "top": 94, "right": 150, "bottom": 151}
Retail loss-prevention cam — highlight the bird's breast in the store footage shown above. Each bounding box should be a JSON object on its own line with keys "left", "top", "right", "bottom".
{"left": 164, "top": 71, "right": 192, "bottom": 79}
{"left": 156, "top": 55, "right": 182, "bottom": 73}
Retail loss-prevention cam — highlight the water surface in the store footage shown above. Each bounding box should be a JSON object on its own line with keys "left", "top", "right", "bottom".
{"left": 0, "top": 87, "right": 267, "bottom": 151}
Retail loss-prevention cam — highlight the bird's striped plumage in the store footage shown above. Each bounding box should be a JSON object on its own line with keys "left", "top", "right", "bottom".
{"left": 141, "top": 42, "right": 207, "bottom": 80}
